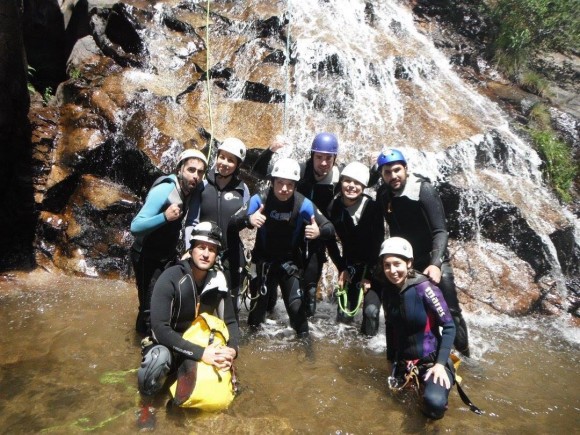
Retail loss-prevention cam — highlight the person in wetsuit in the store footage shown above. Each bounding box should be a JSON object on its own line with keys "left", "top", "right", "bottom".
{"left": 184, "top": 138, "right": 250, "bottom": 316}
{"left": 326, "top": 162, "right": 384, "bottom": 335}
{"left": 230, "top": 157, "right": 335, "bottom": 337}
{"left": 375, "top": 149, "right": 470, "bottom": 357}
{"left": 251, "top": 133, "right": 341, "bottom": 316}
{"left": 137, "top": 221, "right": 239, "bottom": 398}
{"left": 380, "top": 237, "right": 455, "bottom": 420}
{"left": 130, "top": 149, "right": 207, "bottom": 336}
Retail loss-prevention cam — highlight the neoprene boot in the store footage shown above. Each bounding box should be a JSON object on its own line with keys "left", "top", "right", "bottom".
{"left": 304, "top": 286, "right": 317, "bottom": 317}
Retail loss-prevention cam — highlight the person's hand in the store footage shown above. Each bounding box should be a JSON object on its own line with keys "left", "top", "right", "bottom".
{"left": 338, "top": 269, "right": 351, "bottom": 288}
{"left": 304, "top": 215, "right": 320, "bottom": 239}
{"left": 424, "top": 363, "right": 451, "bottom": 389}
{"left": 249, "top": 204, "right": 266, "bottom": 228}
{"left": 361, "top": 278, "right": 371, "bottom": 294}
{"left": 269, "top": 135, "right": 289, "bottom": 153}
{"left": 202, "top": 344, "right": 235, "bottom": 371}
{"left": 423, "top": 265, "right": 442, "bottom": 284}
{"left": 164, "top": 203, "right": 182, "bottom": 222}
{"left": 369, "top": 151, "right": 380, "bottom": 167}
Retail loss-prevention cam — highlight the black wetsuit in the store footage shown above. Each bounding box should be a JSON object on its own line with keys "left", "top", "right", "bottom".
{"left": 376, "top": 173, "right": 469, "bottom": 356}
{"left": 150, "top": 259, "right": 239, "bottom": 362}
{"left": 185, "top": 169, "right": 250, "bottom": 314}
{"left": 230, "top": 189, "right": 334, "bottom": 334}
{"left": 252, "top": 149, "right": 340, "bottom": 315}
{"left": 327, "top": 193, "right": 384, "bottom": 335}
{"left": 130, "top": 175, "right": 201, "bottom": 335}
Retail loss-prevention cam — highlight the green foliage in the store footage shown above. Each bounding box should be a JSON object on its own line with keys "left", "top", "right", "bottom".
{"left": 519, "top": 70, "right": 550, "bottom": 97}
{"left": 488, "top": 0, "right": 580, "bottom": 73}
{"left": 69, "top": 68, "right": 82, "bottom": 79}
{"left": 530, "top": 129, "right": 577, "bottom": 202}
{"left": 27, "top": 65, "right": 37, "bottom": 95}
{"left": 43, "top": 86, "right": 54, "bottom": 103}
{"left": 528, "top": 102, "right": 551, "bottom": 129}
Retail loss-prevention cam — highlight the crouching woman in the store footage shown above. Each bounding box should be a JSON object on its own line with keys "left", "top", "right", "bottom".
{"left": 380, "top": 237, "right": 455, "bottom": 419}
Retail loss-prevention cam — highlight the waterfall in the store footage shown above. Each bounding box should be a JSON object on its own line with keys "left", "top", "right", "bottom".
{"left": 31, "top": 0, "right": 577, "bottom": 315}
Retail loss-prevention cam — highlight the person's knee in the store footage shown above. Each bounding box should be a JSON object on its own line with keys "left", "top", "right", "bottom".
{"left": 289, "top": 295, "right": 302, "bottom": 316}
{"left": 138, "top": 345, "right": 172, "bottom": 396}
{"left": 364, "top": 303, "right": 379, "bottom": 320}
{"left": 422, "top": 388, "right": 448, "bottom": 419}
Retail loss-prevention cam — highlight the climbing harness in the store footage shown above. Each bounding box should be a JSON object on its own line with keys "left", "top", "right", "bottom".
{"left": 335, "top": 265, "right": 366, "bottom": 317}
{"left": 387, "top": 353, "right": 483, "bottom": 415}
{"left": 241, "top": 259, "right": 270, "bottom": 313}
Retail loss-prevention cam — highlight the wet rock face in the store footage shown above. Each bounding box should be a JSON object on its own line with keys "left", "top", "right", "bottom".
{"left": 36, "top": 175, "right": 139, "bottom": 277}
{"left": 22, "top": 1, "right": 578, "bottom": 319}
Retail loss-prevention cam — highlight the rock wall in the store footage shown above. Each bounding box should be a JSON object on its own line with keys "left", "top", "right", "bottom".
{"left": 13, "top": 0, "right": 580, "bottom": 319}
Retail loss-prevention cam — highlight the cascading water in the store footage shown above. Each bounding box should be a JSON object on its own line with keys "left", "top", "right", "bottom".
{"left": 270, "top": 0, "right": 577, "bottom": 307}
{"left": 90, "top": 0, "right": 578, "bottom": 315}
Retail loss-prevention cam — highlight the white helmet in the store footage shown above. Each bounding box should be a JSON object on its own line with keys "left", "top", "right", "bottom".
{"left": 271, "top": 157, "right": 301, "bottom": 181}
{"left": 190, "top": 221, "right": 222, "bottom": 249}
{"left": 218, "top": 137, "right": 246, "bottom": 162}
{"left": 341, "top": 162, "right": 370, "bottom": 187}
{"left": 177, "top": 149, "right": 208, "bottom": 168}
{"left": 379, "top": 237, "right": 413, "bottom": 260}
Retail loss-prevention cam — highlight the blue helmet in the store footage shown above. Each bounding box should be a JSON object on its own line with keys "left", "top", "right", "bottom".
{"left": 377, "top": 149, "right": 407, "bottom": 168}
{"left": 311, "top": 132, "right": 339, "bottom": 155}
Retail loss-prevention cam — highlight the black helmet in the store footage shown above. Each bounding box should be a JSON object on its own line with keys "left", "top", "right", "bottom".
{"left": 137, "top": 345, "right": 172, "bottom": 396}
{"left": 189, "top": 221, "right": 222, "bottom": 249}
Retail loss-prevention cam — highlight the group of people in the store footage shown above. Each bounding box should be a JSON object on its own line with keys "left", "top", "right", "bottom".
{"left": 129, "top": 133, "right": 470, "bottom": 420}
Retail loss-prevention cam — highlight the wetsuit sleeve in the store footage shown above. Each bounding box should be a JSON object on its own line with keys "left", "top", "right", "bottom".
{"left": 313, "top": 204, "right": 335, "bottom": 240}
{"left": 184, "top": 182, "right": 203, "bottom": 227}
{"left": 369, "top": 202, "right": 385, "bottom": 272}
{"left": 130, "top": 182, "right": 175, "bottom": 235}
{"left": 222, "top": 290, "right": 240, "bottom": 355}
{"left": 228, "top": 194, "right": 261, "bottom": 231}
{"left": 300, "top": 200, "right": 335, "bottom": 240}
{"left": 150, "top": 269, "right": 206, "bottom": 361}
{"left": 383, "top": 289, "right": 397, "bottom": 362}
{"left": 250, "top": 148, "right": 274, "bottom": 178}
{"left": 422, "top": 283, "right": 456, "bottom": 365}
{"left": 327, "top": 237, "right": 346, "bottom": 272}
{"left": 325, "top": 202, "right": 346, "bottom": 271}
{"left": 419, "top": 182, "right": 449, "bottom": 269}
{"left": 368, "top": 163, "right": 381, "bottom": 188}
{"left": 183, "top": 184, "right": 203, "bottom": 250}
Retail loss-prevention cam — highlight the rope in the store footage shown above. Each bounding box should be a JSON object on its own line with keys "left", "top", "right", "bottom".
{"left": 336, "top": 284, "right": 364, "bottom": 317}
{"left": 336, "top": 265, "right": 367, "bottom": 317}
{"left": 283, "top": 0, "right": 292, "bottom": 136}
{"left": 205, "top": 0, "right": 215, "bottom": 159}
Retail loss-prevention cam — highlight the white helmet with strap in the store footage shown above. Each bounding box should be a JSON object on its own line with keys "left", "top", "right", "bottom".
{"left": 379, "top": 237, "right": 413, "bottom": 260}
{"left": 218, "top": 138, "right": 246, "bottom": 162}
{"left": 341, "top": 162, "right": 370, "bottom": 187}
{"left": 190, "top": 221, "right": 222, "bottom": 249}
{"left": 177, "top": 149, "right": 208, "bottom": 169}
{"left": 271, "top": 157, "right": 301, "bottom": 181}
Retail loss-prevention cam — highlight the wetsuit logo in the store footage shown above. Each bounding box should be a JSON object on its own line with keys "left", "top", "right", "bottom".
{"left": 270, "top": 210, "right": 292, "bottom": 221}
{"left": 223, "top": 192, "right": 236, "bottom": 201}
{"left": 424, "top": 285, "right": 445, "bottom": 318}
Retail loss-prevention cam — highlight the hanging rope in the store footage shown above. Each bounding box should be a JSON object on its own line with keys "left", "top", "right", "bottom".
{"left": 283, "top": 0, "right": 292, "bottom": 136}
{"left": 205, "top": 0, "right": 215, "bottom": 159}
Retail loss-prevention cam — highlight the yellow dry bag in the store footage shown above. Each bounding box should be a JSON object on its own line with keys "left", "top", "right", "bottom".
{"left": 169, "top": 313, "right": 235, "bottom": 411}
